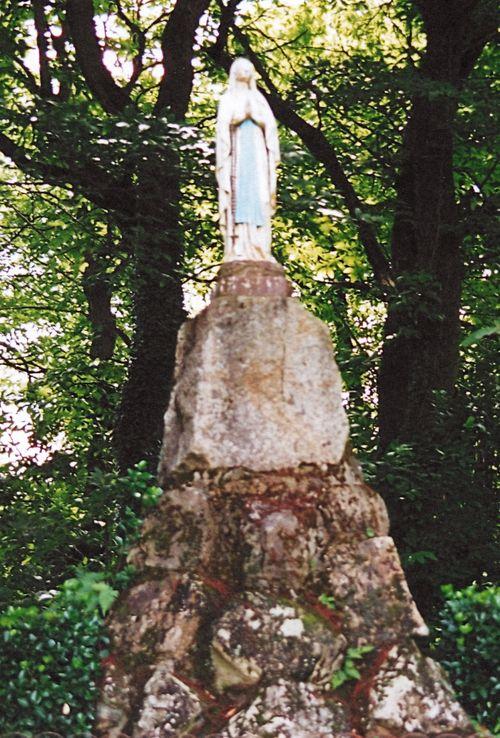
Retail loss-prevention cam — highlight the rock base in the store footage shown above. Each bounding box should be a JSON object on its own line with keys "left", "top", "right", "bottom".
{"left": 96, "top": 265, "right": 478, "bottom": 737}
{"left": 95, "top": 463, "right": 474, "bottom": 738}
{"left": 158, "top": 294, "right": 349, "bottom": 476}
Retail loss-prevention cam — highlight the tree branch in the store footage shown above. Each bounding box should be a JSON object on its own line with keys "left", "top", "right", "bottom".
{"left": 0, "top": 131, "right": 133, "bottom": 214}
{"left": 32, "top": 0, "right": 52, "bottom": 96}
{"left": 0, "top": 340, "right": 46, "bottom": 377}
{"left": 155, "top": 0, "right": 212, "bottom": 118}
{"left": 66, "top": 0, "right": 130, "bottom": 114}
{"left": 212, "top": 0, "right": 244, "bottom": 60}
{"left": 51, "top": 21, "right": 71, "bottom": 101}
{"left": 412, "top": 0, "right": 496, "bottom": 75}
{"left": 82, "top": 252, "right": 118, "bottom": 360}
{"left": 11, "top": 55, "right": 40, "bottom": 96}
{"left": 115, "top": 0, "right": 147, "bottom": 93}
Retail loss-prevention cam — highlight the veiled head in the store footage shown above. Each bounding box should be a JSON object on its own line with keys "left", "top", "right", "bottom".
{"left": 229, "top": 57, "right": 257, "bottom": 89}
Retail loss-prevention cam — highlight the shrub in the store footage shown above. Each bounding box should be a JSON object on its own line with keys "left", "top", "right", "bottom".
{"left": 0, "top": 460, "right": 161, "bottom": 607}
{"left": 0, "top": 569, "right": 118, "bottom": 735}
{"left": 432, "top": 583, "right": 500, "bottom": 732}
{"left": 0, "top": 461, "right": 160, "bottom": 735}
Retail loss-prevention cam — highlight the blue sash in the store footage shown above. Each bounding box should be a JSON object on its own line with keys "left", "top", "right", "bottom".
{"left": 235, "top": 119, "right": 265, "bottom": 226}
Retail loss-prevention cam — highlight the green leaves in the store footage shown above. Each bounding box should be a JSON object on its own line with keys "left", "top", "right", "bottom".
{"left": 318, "top": 593, "right": 336, "bottom": 610}
{"left": 330, "top": 645, "right": 374, "bottom": 690}
{"left": 404, "top": 550, "right": 437, "bottom": 566}
{"left": 0, "top": 460, "right": 156, "bottom": 607}
{"left": 432, "top": 583, "right": 500, "bottom": 731}
{"left": 461, "top": 320, "right": 500, "bottom": 347}
{"left": 63, "top": 570, "right": 118, "bottom": 616}
{"left": 0, "top": 572, "right": 111, "bottom": 734}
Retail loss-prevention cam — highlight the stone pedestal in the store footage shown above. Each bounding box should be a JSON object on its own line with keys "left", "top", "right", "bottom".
{"left": 158, "top": 294, "right": 349, "bottom": 477}
{"left": 96, "top": 263, "right": 477, "bottom": 738}
{"left": 212, "top": 260, "right": 293, "bottom": 298}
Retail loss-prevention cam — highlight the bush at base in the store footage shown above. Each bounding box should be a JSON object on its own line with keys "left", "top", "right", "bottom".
{"left": 432, "top": 583, "right": 500, "bottom": 733}
{"left": 0, "top": 571, "right": 116, "bottom": 736}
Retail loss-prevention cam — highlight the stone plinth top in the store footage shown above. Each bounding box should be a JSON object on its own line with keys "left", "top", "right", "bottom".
{"left": 213, "top": 260, "right": 293, "bottom": 298}
{"left": 159, "top": 296, "right": 349, "bottom": 476}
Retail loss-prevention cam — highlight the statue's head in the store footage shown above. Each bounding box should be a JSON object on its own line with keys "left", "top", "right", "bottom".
{"left": 229, "top": 57, "right": 257, "bottom": 89}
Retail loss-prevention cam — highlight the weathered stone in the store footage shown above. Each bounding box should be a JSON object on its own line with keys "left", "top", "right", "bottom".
{"left": 134, "top": 668, "right": 202, "bottom": 737}
{"left": 211, "top": 593, "right": 346, "bottom": 692}
{"left": 94, "top": 579, "right": 207, "bottom": 737}
{"left": 96, "top": 271, "right": 478, "bottom": 736}
{"left": 215, "top": 679, "right": 349, "bottom": 738}
{"left": 127, "top": 466, "right": 389, "bottom": 597}
{"left": 107, "top": 576, "right": 205, "bottom": 661}
{"left": 212, "top": 638, "right": 264, "bottom": 691}
{"left": 158, "top": 295, "right": 349, "bottom": 476}
{"left": 127, "top": 483, "right": 216, "bottom": 573}
{"left": 325, "top": 536, "right": 428, "bottom": 645}
{"left": 95, "top": 658, "right": 134, "bottom": 738}
{"left": 366, "top": 728, "right": 401, "bottom": 738}
{"left": 367, "top": 643, "right": 472, "bottom": 735}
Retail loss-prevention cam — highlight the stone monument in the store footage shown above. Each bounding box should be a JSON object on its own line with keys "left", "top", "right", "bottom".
{"left": 95, "top": 60, "right": 480, "bottom": 738}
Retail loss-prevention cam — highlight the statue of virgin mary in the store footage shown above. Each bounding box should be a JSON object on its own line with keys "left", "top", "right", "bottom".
{"left": 216, "top": 58, "right": 280, "bottom": 262}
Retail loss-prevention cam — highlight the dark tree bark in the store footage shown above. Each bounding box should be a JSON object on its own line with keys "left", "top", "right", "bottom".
{"left": 111, "top": 0, "right": 211, "bottom": 471}
{"left": 155, "top": 0, "right": 213, "bottom": 117}
{"left": 32, "top": 0, "right": 52, "bottom": 97}
{"left": 113, "top": 158, "right": 186, "bottom": 471}
{"left": 378, "top": 0, "right": 498, "bottom": 448}
{"left": 82, "top": 250, "right": 118, "bottom": 362}
{"left": 66, "top": 0, "right": 130, "bottom": 114}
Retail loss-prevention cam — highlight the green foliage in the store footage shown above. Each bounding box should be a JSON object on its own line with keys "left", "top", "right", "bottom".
{"left": 0, "top": 569, "right": 114, "bottom": 735}
{"left": 318, "top": 593, "right": 336, "bottom": 610}
{"left": 0, "top": 461, "right": 160, "bottom": 607}
{"left": 331, "top": 645, "right": 374, "bottom": 690}
{"left": 461, "top": 319, "right": 500, "bottom": 347}
{"left": 374, "top": 350, "right": 498, "bottom": 618}
{"left": 432, "top": 584, "right": 500, "bottom": 731}
{"left": 62, "top": 570, "right": 118, "bottom": 616}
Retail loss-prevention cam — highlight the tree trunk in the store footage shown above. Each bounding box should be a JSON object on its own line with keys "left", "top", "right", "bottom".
{"left": 113, "top": 157, "right": 186, "bottom": 471}
{"left": 376, "top": 2, "right": 497, "bottom": 612}
{"left": 378, "top": 2, "right": 493, "bottom": 449}
{"left": 64, "top": 0, "right": 211, "bottom": 472}
{"left": 378, "top": 94, "right": 461, "bottom": 448}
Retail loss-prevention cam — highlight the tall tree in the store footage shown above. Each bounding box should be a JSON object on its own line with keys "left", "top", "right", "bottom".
{"left": 1, "top": 0, "right": 497, "bottom": 611}
{"left": 378, "top": 0, "right": 498, "bottom": 447}
{"left": 0, "top": 0, "right": 211, "bottom": 470}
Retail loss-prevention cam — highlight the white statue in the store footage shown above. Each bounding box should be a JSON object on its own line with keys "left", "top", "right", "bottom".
{"left": 216, "top": 58, "right": 280, "bottom": 262}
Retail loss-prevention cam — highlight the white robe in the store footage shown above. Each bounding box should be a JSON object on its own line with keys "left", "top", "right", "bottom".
{"left": 216, "top": 87, "right": 280, "bottom": 262}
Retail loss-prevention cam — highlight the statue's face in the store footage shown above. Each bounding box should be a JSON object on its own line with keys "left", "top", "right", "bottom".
{"left": 232, "top": 59, "right": 254, "bottom": 84}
